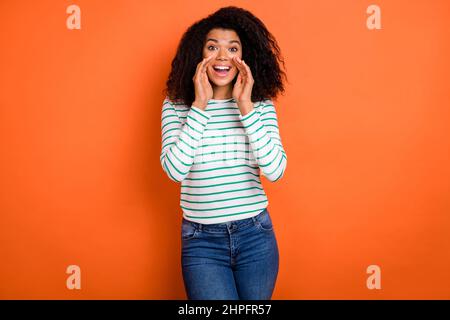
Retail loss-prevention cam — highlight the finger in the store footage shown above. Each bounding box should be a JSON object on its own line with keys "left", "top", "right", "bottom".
{"left": 198, "top": 57, "right": 208, "bottom": 74}
{"left": 235, "top": 72, "right": 242, "bottom": 86}
{"left": 241, "top": 59, "right": 251, "bottom": 74}
{"left": 232, "top": 56, "right": 243, "bottom": 70}
{"left": 201, "top": 55, "right": 214, "bottom": 73}
{"left": 233, "top": 56, "right": 246, "bottom": 75}
{"left": 194, "top": 56, "right": 213, "bottom": 81}
{"left": 194, "top": 57, "right": 206, "bottom": 80}
{"left": 232, "top": 56, "right": 243, "bottom": 66}
{"left": 241, "top": 60, "right": 253, "bottom": 81}
{"left": 201, "top": 70, "right": 210, "bottom": 84}
{"left": 197, "top": 57, "right": 207, "bottom": 71}
{"left": 238, "top": 57, "right": 248, "bottom": 76}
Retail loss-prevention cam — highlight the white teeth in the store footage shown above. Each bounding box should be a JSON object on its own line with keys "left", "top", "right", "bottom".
{"left": 213, "top": 66, "right": 230, "bottom": 71}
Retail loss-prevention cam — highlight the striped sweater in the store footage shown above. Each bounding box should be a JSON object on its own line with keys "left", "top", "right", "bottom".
{"left": 160, "top": 96, "right": 287, "bottom": 224}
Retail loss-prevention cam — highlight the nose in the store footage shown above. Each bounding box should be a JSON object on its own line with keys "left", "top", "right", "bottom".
{"left": 216, "top": 47, "right": 229, "bottom": 60}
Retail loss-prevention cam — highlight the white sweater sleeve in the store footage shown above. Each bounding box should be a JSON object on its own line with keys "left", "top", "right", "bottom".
{"left": 160, "top": 97, "right": 212, "bottom": 182}
{"left": 238, "top": 99, "right": 287, "bottom": 182}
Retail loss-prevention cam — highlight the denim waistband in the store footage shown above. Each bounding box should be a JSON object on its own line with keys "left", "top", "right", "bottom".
{"left": 183, "top": 208, "right": 268, "bottom": 232}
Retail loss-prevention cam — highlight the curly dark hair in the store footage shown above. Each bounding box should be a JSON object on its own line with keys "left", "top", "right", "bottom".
{"left": 163, "top": 6, "right": 288, "bottom": 107}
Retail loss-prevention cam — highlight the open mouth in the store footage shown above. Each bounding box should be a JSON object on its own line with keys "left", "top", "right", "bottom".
{"left": 212, "top": 65, "right": 232, "bottom": 77}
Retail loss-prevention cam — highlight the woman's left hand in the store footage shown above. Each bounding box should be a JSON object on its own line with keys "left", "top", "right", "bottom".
{"left": 232, "top": 56, "right": 254, "bottom": 116}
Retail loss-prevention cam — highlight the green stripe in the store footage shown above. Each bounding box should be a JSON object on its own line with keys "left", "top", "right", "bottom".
{"left": 187, "top": 114, "right": 204, "bottom": 127}
{"left": 258, "top": 148, "right": 282, "bottom": 168}
{"left": 191, "top": 107, "right": 209, "bottom": 120}
{"left": 243, "top": 117, "right": 259, "bottom": 129}
{"left": 175, "top": 144, "right": 194, "bottom": 159}
{"left": 186, "top": 122, "right": 202, "bottom": 134}
{"left": 201, "top": 141, "right": 249, "bottom": 148}
{"left": 177, "top": 107, "right": 240, "bottom": 114}
{"left": 162, "top": 135, "right": 172, "bottom": 145}
{"left": 185, "top": 208, "right": 265, "bottom": 219}
{"left": 266, "top": 153, "right": 286, "bottom": 175}
{"left": 179, "top": 136, "right": 195, "bottom": 150}
{"left": 163, "top": 160, "right": 178, "bottom": 182}
{"left": 208, "top": 119, "right": 242, "bottom": 124}
{"left": 181, "top": 193, "right": 265, "bottom": 204}
{"left": 247, "top": 124, "right": 264, "bottom": 137}
{"left": 206, "top": 107, "right": 239, "bottom": 111}
{"left": 181, "top": 186, "right": 263, "bottom": 196}
{"left": 204, "top": 126, "right": 244, "bottom": 131}
{"left": 162, "top": 107, "right": 175, "bottom": 115}
{"left": 189, "top": 163, "right": 258, "bottom": 173}
{"left": 175, "top": 145, "right": 194, "bottom": 159}
{"left": 162, "top": 127, "right": 179, "bottom": 137}
{"left": 256, "top": 143, "right": 277, "bottom": 161}
{"left": 162, "top": 101, "right": 174, "bottom": 108}
{"left": 162, "top": 120, "right": 180, "bottom": 130}
{"left": 162, "top": 114, "right": 180, "bottom": 122}
{"left": 240, "top": 110, "right": 257, "bottom": 122}
{"left": 181, "top": 178, "right": 261, "bottom": 189}
{"left": 169, "top": 146, "right": 191, "bottom": 167}
{"left": 268, "top": 155, "right": 286, "bottom": 180}
{"left": 166, "top": 152, "right": 189, "bottom": 175}
{"left": 182, "top": 129, "right": 200, "bottom": 143}
{"left": 181, "top": 199, "right": 268, "bottom": 212}
{"left": 246, "top": 132, "right": 267, "bottom": 146}
{"left": 194, "top": 157, "right": 254, "bottom": 165}
{"left": 211, "top": 113, "right": 241, "bottom": 118}
{"left": 179, "top": 112, "right": 242, "bottom": 119}
{"left": 184, "top": 171, "right": 259, "bottom": 181}
{"left": 196, "top": 149, "right": 251, "bottom": 157}
{"left": 254, "top": 138, "right": 271, "bottom": 153}
{"left": 261, "top": 117, "right": 277, "bottom": 122}
{"left": 203, "top": 133, "right": 247, "bottom": 139}
{"left": 161, "top": 141, "right": 175, "bottom": 150}
{"left": 272, "top": 166, "right": 285, "bottom": 182}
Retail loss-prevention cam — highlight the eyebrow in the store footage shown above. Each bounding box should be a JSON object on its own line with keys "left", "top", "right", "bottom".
{"left": 206, "top": 38, "right": 241, "bottom": 46}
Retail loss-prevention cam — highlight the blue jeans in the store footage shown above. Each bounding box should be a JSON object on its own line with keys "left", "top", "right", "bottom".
{"left": 181, "top": 208, "right": 279, "bottom": 300}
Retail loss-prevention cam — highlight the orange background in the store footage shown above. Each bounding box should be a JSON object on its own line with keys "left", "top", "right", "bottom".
{"left": 1, "top": 0, "right": 449, "bottom": 299}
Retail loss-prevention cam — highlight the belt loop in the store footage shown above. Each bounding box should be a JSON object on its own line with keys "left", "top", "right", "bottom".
{"left": 197, "top": 222, "right": 203, "bottom": 231}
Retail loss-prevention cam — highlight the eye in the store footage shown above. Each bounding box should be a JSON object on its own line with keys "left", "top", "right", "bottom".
{"left": 207, "top": 45, "right": 216, "bottom": 51}
{"left": 229, "top": 47, "right": 239, "bottom": 52}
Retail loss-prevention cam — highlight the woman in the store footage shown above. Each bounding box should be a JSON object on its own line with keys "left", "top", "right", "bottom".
{"left": 160, "top": 6, "right": 288, "bottom": 300}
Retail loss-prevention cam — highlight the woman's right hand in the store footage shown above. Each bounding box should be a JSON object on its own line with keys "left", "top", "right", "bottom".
{"left": 192, "top": 55, "right": 214, "bottom": 110}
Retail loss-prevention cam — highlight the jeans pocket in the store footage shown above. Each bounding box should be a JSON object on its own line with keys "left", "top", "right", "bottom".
{"left": 181, "top": 220, "right": 199, "bottom": 241}
{"left": 255, "top": 208, "right": 274, "bottom": 232}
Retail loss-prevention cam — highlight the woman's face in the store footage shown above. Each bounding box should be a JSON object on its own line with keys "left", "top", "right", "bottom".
{"left": 202, "top": 28, "right": 242, "bottom": 88}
